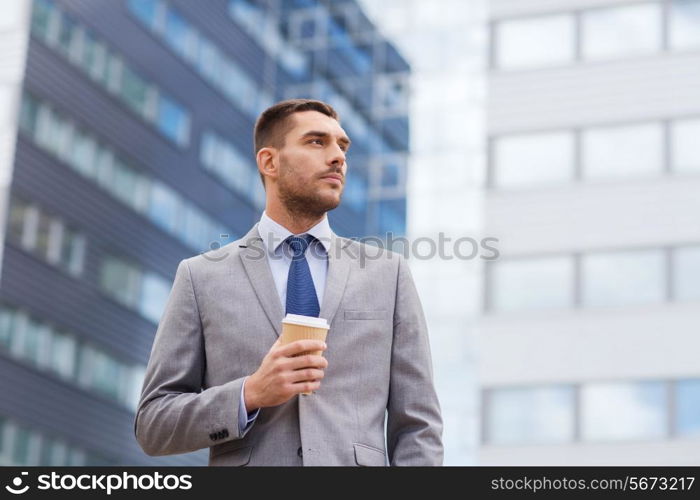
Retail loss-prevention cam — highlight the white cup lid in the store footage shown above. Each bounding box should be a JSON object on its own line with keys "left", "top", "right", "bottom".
{"left": 282, "top": 314, "right": 329, "bottom": 329}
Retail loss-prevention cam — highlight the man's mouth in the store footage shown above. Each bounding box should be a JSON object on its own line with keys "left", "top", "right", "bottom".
{"left": 320, "top": 174, "right": 343, "bottom": 186}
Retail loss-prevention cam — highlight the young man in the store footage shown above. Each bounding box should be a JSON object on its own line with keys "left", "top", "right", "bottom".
{"left": 135, "top": 99, "right": 443, "bottom": 466}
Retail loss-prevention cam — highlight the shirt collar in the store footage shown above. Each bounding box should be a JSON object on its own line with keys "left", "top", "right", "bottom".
{"left": 257, "top": 211, "right": 332, "bottom": 255}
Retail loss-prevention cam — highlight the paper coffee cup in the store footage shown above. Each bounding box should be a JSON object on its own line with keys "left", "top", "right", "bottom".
{"left": 280, "top": 314, "right": 329, "bottom": 395}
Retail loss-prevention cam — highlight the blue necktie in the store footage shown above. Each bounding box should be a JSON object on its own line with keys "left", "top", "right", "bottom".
{"left": 285, "top": 234, "right": 320, "bottom": 317}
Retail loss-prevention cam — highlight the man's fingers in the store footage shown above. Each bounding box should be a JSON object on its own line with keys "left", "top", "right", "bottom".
{"left": 276, "top": 339, "right": 326, "bottom": 357}
{"left": 282, "top": 354, "right": 328, "bottom": 371}
{"left": 291, "top": 380, "right": 322, "bottom": 394}
{"left": 288, "top": 368, "right": 325, "bottom": 383}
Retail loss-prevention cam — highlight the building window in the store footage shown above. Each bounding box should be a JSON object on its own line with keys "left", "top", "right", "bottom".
{"left": 157, "top": 95, "right": 191, "bottom": 148}
{"left": 494, "top": 15, "right": 575, "bottom": 70}
{"left": 199, "top": 131, "right": 259, "bottom": 206}
{"left": 19, "top": 93, "right": 231, "bottom": 253}
{"left": 30, "top": 0, "right": 191, "bottom": 147}
{"left": 582, "top": 123, "right": 663, "bottom": 180}
{"left": 6, "top": 197, "right": 86, "bottom": 277}
{"left": 99, "top": 256, "right": 142, "bottom": 310}
{"left": 581, "top": 382, "right": 667, "bottom": 441}
{"left": 343, "top": 173, "right": 367, "bottom": 213}
{"left": 127, "top": 0, "right": 158, "bottom": 29}
{"left": 70, "top": 128, "right": 98, "bottom": 178}
{"left": 582, "top": 3, "right": 662, "bottom": 61}
{"left": 376, "top": 199, "right": 406, "bottom": 237}
{"left": 148, "top": 182, "right": 180, "bottom": 234}
{"left": 673, "top": 246, "right": 700, "bottom": 301}
{"left": 48, "top": 330, "right": 77, "bottom": 380}
{"left": 228, "top": 0, "right": 309, "bottom": 79}
{"left": 11, "top": 427, "right": 40, "bottom": 465}
{"left": 140, "top": 273, "right": 172, "bottom": 324}
{"left": 128, "top": 0, "right": 266, "bottom": 119}
{"left": 0, "top": 416, "right": 112, "bottom": 466}
{"left": 485, "top": 386, "right": 575, "bottom": 445}
{"left": 0, "top": 304, "right": 145, "bottom": 411}
{"left": 99, "top": 255, "right": 170, "bottom": 325}
{"left": 488, "top": 256, "right": 574, "bottom": 312}
{"left": 670, "top": 0, "right": 700, "bottom": 50}
{"left": 7, "top": 197, "right": 28, "bottom": 246}
{"left": 581, "top": 249, "right": 666, "bottom": 308}
{"left": 492, "top": 131, "right": 574, "bottom": 189}
{"left": 676, "top": 379, "right": 700, "bottom": 436}
{"left": 671, "top": 118, "right": 700, "bottom": 173}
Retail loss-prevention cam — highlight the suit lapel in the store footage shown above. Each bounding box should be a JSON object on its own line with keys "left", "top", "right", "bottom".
{"left": 319, "top": 233, "right": 352, "bottom": 325}
{"left": 238, "top": 225, "right": 285, "bottom": 337}
{"left": 238, "top": 225, "right": 353, "bottom": 335}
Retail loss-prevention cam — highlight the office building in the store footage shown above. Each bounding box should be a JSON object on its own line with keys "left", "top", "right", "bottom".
{"left": 0, "top": 0, "right": 409, "bottom": 465}
{"left": 480, "top": 0, "right": 700, "bottom": 465}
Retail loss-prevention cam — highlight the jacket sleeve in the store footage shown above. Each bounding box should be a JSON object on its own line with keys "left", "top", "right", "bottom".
{"left": 134, "top": 259, "right": 253, "bottom": 456}
{"left": 386, "top": 256, "right": 444, "bottom": 465}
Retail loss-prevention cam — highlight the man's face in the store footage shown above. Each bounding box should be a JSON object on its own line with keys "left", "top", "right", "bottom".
{"left": 274, "top": 110, "right": 350, "bottom": 216}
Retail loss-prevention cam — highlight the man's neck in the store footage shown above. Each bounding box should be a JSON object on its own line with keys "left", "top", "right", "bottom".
{"left": 265, "top": 204, "right": 325, "bottom": 235}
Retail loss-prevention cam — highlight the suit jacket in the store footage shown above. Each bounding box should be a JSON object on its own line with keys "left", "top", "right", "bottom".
{"left": 134, "top": 224, "right": 443, "bottom": 466}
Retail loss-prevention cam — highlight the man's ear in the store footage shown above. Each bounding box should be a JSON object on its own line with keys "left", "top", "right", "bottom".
{"left": 257, "top": 147, "right": 278, "bottom": 184}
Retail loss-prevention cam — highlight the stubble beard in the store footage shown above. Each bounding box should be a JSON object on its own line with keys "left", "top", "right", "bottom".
{"left": 278, "top": 160, "right": 342, "bottom": 220}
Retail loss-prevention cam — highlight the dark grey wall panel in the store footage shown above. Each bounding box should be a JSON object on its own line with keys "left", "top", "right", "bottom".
{"left": 0, "top": 355, "right": 207, "bottom": 465}
{"left": 24, "top": 41, "right": 259, "bottom": 234}
{"left": 0, "top": 246, "right": 156, "bottom": 364}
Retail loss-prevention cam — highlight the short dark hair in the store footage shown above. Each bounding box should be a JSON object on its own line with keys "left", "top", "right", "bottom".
{"left": 253, "top": 99, "right": 339, "bottom": 186}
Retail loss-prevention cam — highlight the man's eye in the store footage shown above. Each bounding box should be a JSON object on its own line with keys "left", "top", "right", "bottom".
{"left": 309, "top": 139, "right": 323, "bottom": 145}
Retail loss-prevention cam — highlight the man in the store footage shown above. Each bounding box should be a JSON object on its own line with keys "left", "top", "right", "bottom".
{"left": 134, "top": 99, "right": 443, "bottom": 466}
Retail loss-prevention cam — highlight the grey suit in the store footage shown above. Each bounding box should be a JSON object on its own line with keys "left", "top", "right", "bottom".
{"left": 134, "top": 225, "right": 443, "bottom": 466}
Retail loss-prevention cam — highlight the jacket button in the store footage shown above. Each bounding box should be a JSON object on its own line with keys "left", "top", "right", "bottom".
{"left": 297, "top": 447, "right": 303, "bottom": 458}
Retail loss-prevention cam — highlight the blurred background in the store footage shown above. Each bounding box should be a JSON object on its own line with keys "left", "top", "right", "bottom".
{"left": 0, "top": 0, "right": 698, "bottom": 466}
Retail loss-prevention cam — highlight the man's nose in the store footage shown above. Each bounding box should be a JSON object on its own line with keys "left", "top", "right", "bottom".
{"left": 328, "top": 144, "right": 346, "bottom": 167}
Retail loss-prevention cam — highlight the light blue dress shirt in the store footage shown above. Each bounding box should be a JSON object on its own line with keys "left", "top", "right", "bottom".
{"left": 237, "top": 211, "right": 331, "bottom": 432}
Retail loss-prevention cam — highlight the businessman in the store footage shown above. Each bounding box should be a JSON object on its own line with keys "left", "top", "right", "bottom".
{"left": 135, "top": 99, "right": 443, "bottom": 466}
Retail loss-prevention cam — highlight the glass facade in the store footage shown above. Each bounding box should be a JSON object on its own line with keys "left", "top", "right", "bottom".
{"left": 32, "top": 0, "right": 191, "bottom": 146}
{"left": 670, "top": 0, "right": 700, "bottom": 49}
{"left": 492, "top": 0, "right": 700, "bottom": 70}
{"left": 486, "top": 386, "right": 575, "bottom": 445}
{"left": 99, "top": 255, "right": 171, "bottom": 325}
{"left": 673, "top": 246, "right": 700, "bottom": 301}
{"left": 490, "top": 117, "right": 700, "bottom": 189}
{"left": 488, "top": 256, "right": 574, "bottom": 312}
{"left": 127, "top": 0, "right": 271, "bottom": 118}
{"left": 581, "top": 382, "right": 667, "bottom": 441}
{"left": 495, "top": 15, "right": 574, "bottom": 70}
{"left": 19, "top": 93, "right": 233, "bottom": 253}
{"left": 487, "top": 245, "right": 700, "bottom": 313}
{"left": 484, "top": 379, "right": 700, "bottom": 445}
{"left": 6, "top": 196, "right": 85, "bottom": 277}
{"left": 581, "top": 249, "right": 666, "bottom": 308}
{"left": 0, "top": 304, "right": 145, "bottom": 410}
{"left": 671, "top": 118, "right": 700, "bottom": 173}
{"left": 0, "top": 415, "right": 112, "bottom": 466}
{"left": 581, "top": 4, "right": 662, "bottom": 61}
{"left": 582, "top": 123, "right": 664, "bottom": 180}
{"left": 483, "top": 0, "right": 700, "bottom": 465}
{"left": 492, "top": 131, "right": 574, "bottom": 189}
{"left": 2, "top": 0, "right": 409, "bottom": 465}
{"left": 199, "top": 131, "right": 265, "bottom": 208}
{"left": 676, "top": 379, "right": 700, "bottom": 436}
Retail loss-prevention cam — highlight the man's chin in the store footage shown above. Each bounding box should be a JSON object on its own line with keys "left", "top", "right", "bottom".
{"left": 318, "top": 195, "right": 341, "bottom": 213}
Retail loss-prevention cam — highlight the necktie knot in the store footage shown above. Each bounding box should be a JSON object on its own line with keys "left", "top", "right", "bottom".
{"left": 286, "top": 234, "right": 314, "bottom": 259}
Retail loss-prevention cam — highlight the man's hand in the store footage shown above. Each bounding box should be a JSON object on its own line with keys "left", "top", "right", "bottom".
{"left": 244, "top": 339, "right": 328, "bottom": 412}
